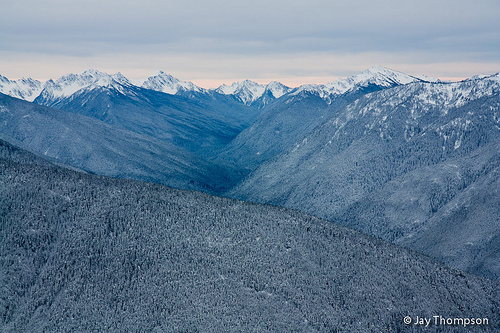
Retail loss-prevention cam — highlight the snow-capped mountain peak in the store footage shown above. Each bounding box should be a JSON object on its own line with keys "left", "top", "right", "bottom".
{"left": 140, "top": 71, "right": 203, "bottom": 94}
{"left": 265, "top": 81, "right": 291, "bottom": 99}
{"left": 216, "top": 79, "right": 262, "bottom": 94}
{"left": 39, "top": 69, "right": 133, "bottom": 100}
{"left": 32, "top": 69, "right": 136, "bottom": 107}
{"left": 111, "top": 72, "right": 130, "bottom": 84}
{"left": 355, "top": 66, "right": 418, "bottom": 85}
{"left": 328, "top": 66, "right": 419, "bottom": 92}
{"left": 214, "top": 80, "right": 292, "bottom": 105}
{"left": 293, "top": 66, "right": 422, "bottom": 102}
{"left": 74, "top": 69, "right": 129, "bottom": 86}
{"left": 0, "top": 75, "right": 44, "bottom": 102}
{"left": 467, "top": 72, "right": 500, "bottom": 83}
{"left": 215, "top": 80, "right": 266, "bottom": 105}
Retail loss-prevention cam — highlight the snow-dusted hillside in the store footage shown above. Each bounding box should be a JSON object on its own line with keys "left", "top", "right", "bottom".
{"left": 228, "top": 73, "right": 500, "bottom": 278}
{"left": 1, "top": 139, "right": 498, "bottom": 332}
{"left": 0, "top": 92, "right": 235, "bottom": 193}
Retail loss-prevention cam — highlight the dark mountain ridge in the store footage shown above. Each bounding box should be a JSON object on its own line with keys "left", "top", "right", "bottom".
{"left": 34, "top": 78, "right": 259, "bottom": 157}
{"left": 0, "top": 93, "right": 235, "bottom": 193}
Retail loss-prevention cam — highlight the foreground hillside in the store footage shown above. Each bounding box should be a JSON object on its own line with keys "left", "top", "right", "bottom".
{"left": 1, "top": 139, "right": 498, "bottom": 332}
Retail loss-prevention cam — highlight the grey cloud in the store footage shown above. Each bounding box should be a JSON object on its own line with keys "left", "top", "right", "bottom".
{"left": 1, "top": 0, "right": 499, "bottom": 81}
{"left": 4, "top": 1, "right": 499, "bottom": 49}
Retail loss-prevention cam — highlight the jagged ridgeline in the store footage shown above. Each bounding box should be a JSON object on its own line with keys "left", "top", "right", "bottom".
{"left": 1, "top": 139, "right": 498, "bottom": 332}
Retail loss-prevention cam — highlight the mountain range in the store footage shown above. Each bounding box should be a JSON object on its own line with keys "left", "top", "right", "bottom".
{"left": 0, "top": 68, "right": 289, "bottom": 107}
{"left": 1, "top": 66, "right": 499, "bottom": 283}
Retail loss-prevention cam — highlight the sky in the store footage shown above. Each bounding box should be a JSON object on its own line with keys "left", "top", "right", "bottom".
{"left": 1, "top": 0, "right": 499, "bottom": 88}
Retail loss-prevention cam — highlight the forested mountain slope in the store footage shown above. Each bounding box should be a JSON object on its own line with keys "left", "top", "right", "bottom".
{"left": 1, "top": 139, "right": 498, "bottom": 332}
{"left": 215, "top": 66, "right": 423, "bottom": 171}
{"left": 228, "top": 74, "right": 500, "bottom": 279}
{"left": 33, "top": 70, "right": 260, "bottom": 158}
{"left": 0, "top": 93, "right": 234, "bottom": 193}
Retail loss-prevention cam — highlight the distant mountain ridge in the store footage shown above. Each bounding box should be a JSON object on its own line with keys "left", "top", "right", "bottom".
{"left": 291, "top": 66, "right": 424, "bottom": 102}
{"left": 34, "top": 69, "right": 135, "bottom": 108}
{"left": 214, "top": 79, "right": 292, "bottom": 106}
{"left": 0, "top": 66, "right": 432, "bottom": 190}
{"left": 1, "top": 69, "right": 288, "bottom": 105}
{"left": 1, "top": 66, "right": 435, "bottom": 107}
{"left": 0, "top": 92, "right": 234, "bottom": 193}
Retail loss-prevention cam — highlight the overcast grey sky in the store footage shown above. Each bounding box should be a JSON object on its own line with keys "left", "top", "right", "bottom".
{"left": 1, "top": 0, "right": 499, "bottom": 87}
